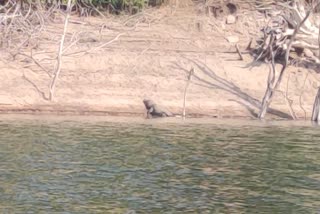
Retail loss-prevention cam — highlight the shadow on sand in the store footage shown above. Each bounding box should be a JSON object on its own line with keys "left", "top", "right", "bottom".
{"left": 173, "top": 58, "right": 292, "bottom": 119}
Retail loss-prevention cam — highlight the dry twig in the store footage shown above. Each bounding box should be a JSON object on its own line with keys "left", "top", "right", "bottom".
{"left": 49, "top": 0, "right": 72, "bottom": 101}
{"left": 235, "top": 44, "right": 244, "bottom": 60}
{"left": 183, "top": 67, "right": 194, "bottom": 119}
{"left": 63, "top": 33, "right": 124, "bottom": 57}
{"left": 299, "top": 71, "right": 309, "bottom": 120}
{"left": 284, "top": 73, "right": 297, "bottom": 119}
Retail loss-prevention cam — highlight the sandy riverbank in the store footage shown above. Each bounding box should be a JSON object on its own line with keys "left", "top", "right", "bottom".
{"left": 1, "top": 3, "right": 319, "bottom": 120}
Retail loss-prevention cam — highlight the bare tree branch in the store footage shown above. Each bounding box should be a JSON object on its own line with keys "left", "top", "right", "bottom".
{"left": 49, "top": 0, "right": 72, "bottom": 101}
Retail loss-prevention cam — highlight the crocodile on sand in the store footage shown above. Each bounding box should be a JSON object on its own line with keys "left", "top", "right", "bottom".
{"left": 143, "top": 99, "right": 174, "bottom": 119}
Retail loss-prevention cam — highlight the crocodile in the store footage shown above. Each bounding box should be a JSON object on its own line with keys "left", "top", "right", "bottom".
{"left": 143, "top": 99, "right": 174, "bottom": 119}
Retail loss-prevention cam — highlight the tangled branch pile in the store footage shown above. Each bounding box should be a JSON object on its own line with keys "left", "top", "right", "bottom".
{"left": 0, "top": 0, "right": 168, "bottom": 53}
{"left": 253, "top": 0, "right": 320, "bottom": 63}
{"left": 0, "top": 0, "right": 49, "bottom": 50}
{"left": 205, "top": 0, "right": 320, "bottom": 120}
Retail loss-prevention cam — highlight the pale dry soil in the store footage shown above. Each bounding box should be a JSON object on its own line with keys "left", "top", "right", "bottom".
{"left": 0, "top": 4, "right": 319, "bottom": 119}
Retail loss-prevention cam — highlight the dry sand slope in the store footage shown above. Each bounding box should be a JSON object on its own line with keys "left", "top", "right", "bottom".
{"left": 0, "top": 2, "right": 319, "bottom": 119}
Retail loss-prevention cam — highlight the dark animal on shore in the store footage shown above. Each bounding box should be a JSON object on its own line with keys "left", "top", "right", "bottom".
{"left": 143, "top": 99, "right": 174, "bottom": 119}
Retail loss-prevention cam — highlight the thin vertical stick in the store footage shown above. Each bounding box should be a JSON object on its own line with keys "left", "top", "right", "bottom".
{"left": 183, "top": 67, "right": 194, "bottom": 119}
{"left": 235, "top": 44, "right": 244, "bottom": 60}
{"left": 311, "top": 87, "right": 320, "bottom": 122}
{"left": 284, "top": 73, "right": 297, "bottom": 120}
{"left": 318, "top": 23, "right": 320, "bottom": 61}
{"left": 49, "top": 0, "right": 72, "bottom": 101}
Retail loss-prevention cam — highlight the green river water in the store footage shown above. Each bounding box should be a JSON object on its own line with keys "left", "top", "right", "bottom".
{"left": 0, "top": 116, "right": 319, "bottom": 214}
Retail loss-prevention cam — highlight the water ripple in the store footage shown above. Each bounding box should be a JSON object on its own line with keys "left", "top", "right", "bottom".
{"left": 0, "top": 119, "right": 319, "bottom": 213}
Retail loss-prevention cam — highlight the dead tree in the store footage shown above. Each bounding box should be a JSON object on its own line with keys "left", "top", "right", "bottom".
{"left": 49, "top": 0, "right": 72, "bottom": 101}
{"left": 256, "top": 0, "right": 320, "bottom": 119}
